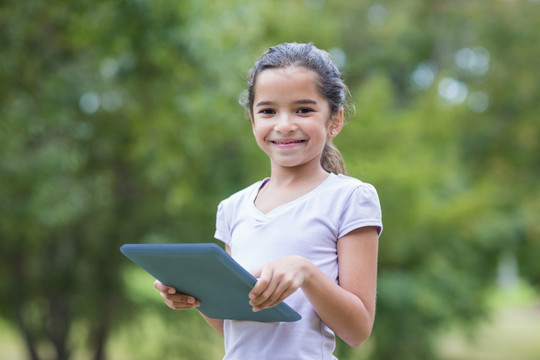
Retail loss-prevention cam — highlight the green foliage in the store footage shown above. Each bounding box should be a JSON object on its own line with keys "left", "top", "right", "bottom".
{"left": 1, "top": 0, "right": 538, "bottom": 359}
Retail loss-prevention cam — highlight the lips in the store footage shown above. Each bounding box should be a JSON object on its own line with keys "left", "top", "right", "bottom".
{"left": 269, "top": 139, "right": 306, "bottom": 145}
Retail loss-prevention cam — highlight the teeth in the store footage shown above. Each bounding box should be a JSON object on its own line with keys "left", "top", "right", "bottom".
{"left": 274, "top": 140, "right": 303, "bottom": 144}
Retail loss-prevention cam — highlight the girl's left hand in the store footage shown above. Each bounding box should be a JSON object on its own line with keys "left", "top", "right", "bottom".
{"left": 248, "top": 255, "right": 312, "bottom": 312}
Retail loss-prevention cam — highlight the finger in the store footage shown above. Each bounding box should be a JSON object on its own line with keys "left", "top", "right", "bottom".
{"left": 252, "top": 275, "right": 301, "bottom": 311}
{"left": 154, "top": 279, "right": 165, "bottom": 291}
{"left": 161, "top": 292, "right": 200, "bottom": 309}
{"left": 163, "top": 292, "right": 198, "bottom": 305}
{"left": 249, "top": 267, "right": 271, "bottom": 299}
{"left": 249, "top": 268, "right": 275, "bottom": 304}
{"left": 250, "top": 267, "right": 262, "bottom": 279}
{"left": 163, "top": 299, "right": 197, "bottom": 310}
{"left": 154, "top": 280, "right": 176, "bottom": 294}
{"left": 250, "top": 277, "right": 283, "bottom": 309}
{"left": 251, "top": 283, "right": 288, "bottom": 311}
{"left": 261, "top": 287, "right": 296, "bottom": 309}
{"left": 253, "top": 287, "right": 286, "bottom": 310}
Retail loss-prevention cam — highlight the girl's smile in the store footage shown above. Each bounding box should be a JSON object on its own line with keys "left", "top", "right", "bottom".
{"left": 269, "top": 138, "right": 307, "bottom": 148}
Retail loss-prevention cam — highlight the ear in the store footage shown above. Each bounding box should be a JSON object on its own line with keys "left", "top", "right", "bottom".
{"left": 327, "top": 107, "right": 344, "bottom": 139}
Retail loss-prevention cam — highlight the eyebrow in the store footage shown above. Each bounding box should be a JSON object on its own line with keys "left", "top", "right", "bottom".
{"left": 255, "top": 99, "right": 318, "bottom": 107}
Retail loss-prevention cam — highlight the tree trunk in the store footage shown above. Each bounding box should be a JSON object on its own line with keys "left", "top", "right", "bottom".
{"left": 92, "top": 317, "right": 109, "bottom": 360}
{"left": 46, "top": 294, "right": 71, "bottom": 360}
{"left": 15, "top": 310, "right": 41, "bottom": 360}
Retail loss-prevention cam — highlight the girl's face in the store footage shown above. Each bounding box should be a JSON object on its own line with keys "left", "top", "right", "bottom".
{"left": 250, "top": 67, "right": 343, "bottom": 171}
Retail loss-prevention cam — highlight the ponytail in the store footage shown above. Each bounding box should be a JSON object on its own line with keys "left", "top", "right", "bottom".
{"left": 321, "top": 141, "right": 347, "bottom": 175}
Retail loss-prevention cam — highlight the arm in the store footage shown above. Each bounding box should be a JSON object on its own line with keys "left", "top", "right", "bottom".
{"left": 248, "top": 226, "right": 379, "bottom": 347}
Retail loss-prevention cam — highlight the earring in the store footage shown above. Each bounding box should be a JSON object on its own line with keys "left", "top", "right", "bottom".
{"left": 330, "top": 130, "right": 336, "bottom": 135}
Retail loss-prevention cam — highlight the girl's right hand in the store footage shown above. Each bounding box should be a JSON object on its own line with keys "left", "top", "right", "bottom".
{"left": 153, "top": 280, "right": 200, "bottom": 310}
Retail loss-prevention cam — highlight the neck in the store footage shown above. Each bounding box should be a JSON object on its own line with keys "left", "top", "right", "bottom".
{"left": 268, "top": 159, "right": 329, "bottom": 187}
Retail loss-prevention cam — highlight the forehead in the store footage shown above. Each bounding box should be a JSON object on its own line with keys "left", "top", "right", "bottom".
{"left": 254, "top": 67, "right": 322, "bottom": 102}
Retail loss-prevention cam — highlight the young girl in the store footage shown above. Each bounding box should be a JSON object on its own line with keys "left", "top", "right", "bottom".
{"left": 154, "top": 42, "right": 382, "bottom": 359}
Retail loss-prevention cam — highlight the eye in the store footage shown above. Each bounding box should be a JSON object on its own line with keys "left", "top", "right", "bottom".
{"left": 297, "top": 107, "right": 314, "bottom": 114}
{"left": 258, "top": 108, "right": 275, "bottom": 115}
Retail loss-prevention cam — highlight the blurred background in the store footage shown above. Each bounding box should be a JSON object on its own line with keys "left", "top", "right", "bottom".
{"left": 1, "top": 0, "right": 539, "bottom": 359}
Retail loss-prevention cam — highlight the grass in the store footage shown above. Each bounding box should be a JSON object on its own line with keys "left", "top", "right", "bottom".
{"left": 107, "top": 310, "right": 225, "bottom": 360}
{"left": 1, "top": 280, "right": 538, "bottom": 359}
{"left": 0, "top": 321, "right": 24, "bottom": 360}
{"left": 438, "top": 281, "right": 540, "bottom": 360}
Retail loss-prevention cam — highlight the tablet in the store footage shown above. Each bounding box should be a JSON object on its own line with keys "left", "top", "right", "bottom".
{"left": 120, "top": 243, "right": 301, "bottom": 322}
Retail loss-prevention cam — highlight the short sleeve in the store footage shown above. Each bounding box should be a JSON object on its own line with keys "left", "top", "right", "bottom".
{"left": 338, "top": 183, "right": 383, "bottom": 239}
{"left": 214, "top": 201, "right": 231, "bottom": 246}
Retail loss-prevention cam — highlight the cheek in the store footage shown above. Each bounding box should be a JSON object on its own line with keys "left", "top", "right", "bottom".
{"left": 251, "top": 124, "right": 257, "bottom": 138}
{"left": 252, "top": 124, "right": 269, "bottom": 149}
{"left": 252, "top": 120, "right": 264, "bottom": 139}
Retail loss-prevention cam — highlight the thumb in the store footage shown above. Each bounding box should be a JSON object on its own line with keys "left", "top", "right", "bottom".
{"left": 250, "top": 267, "right": 262, "bottom": 279}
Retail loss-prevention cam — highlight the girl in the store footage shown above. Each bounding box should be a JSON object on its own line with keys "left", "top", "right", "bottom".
{"left": 154, "top": 42, "right": 382, "bottom": 359}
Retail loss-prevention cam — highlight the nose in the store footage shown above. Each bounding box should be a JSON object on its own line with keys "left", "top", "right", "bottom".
{"left": 274, "top": 113, "right": 297, "bottom": 133}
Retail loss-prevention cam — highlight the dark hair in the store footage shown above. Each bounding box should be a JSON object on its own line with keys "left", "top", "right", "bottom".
{"left": 241, "top": 42, "right": 351, "bottom": 175}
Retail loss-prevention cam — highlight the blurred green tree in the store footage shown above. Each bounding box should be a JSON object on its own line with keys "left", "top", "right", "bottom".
{"left": 0, "top": 0, "right": 247, "bottom": 358}
{"left": 337, "top": 1, "right": 540, "bottom": 358}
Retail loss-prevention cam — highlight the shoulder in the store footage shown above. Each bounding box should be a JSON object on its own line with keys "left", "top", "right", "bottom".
{"left": 327, "top": 174, "right": 382, "bottom": 236}
{"left": 330, "top": 173, "right": 367, "bottom": 187}
{"left": 323, "top": 173, "right": 380, "bottom": 201}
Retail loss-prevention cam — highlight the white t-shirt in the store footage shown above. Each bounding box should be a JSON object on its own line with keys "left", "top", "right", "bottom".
{"left": 214, "top": 173, "right": 383, "bottom": 360}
